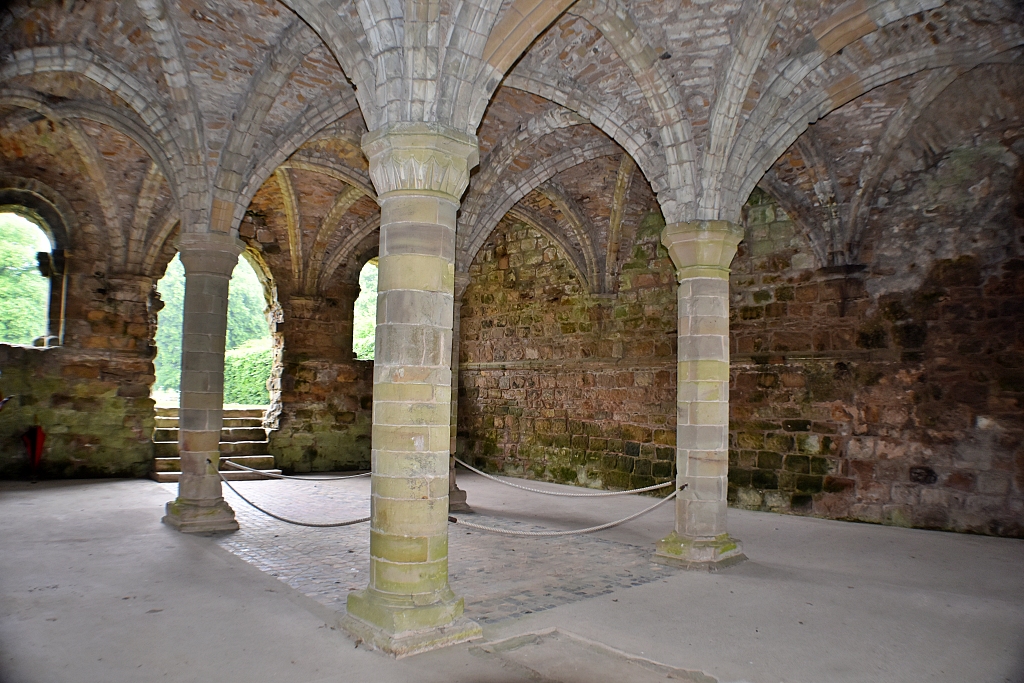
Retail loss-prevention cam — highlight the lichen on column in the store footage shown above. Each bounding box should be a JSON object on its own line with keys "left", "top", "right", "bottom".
{"left": 162, "top": 232, "right": 243, "bottom": 533}
{"left": 342, "top": 123, "right": 482, "bottom": 655}
{"left": 654, "top": 220, "right": 747, "bottom": 569}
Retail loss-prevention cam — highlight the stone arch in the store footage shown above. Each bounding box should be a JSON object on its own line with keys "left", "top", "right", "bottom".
{"left": 457, "top": 137, "right": 621, "bottom": 275}
{"left": 275, "top": 0, "right": 377, "bottom": 125}
{"left": 239, "top": 245, "right": 285, "bottom": 429}
{"left": 234, "top": 92, "right": 362, "bottom": 232}
{"left": 322, "top": 213, "right": 381, "bottom": 289}
{"left": 212, "top": 20, "right": 324, "bottom": 230}
{"left": 503, "top": 72, "right": 670, "bottom": 207}
{"left": 569, "top": 0, "right": 697, "bottom": 221}
{"left": 728, "top": 43, "right": 1024, "bottom": 222}
{"left": 729, "top": 31, "right": 1024, "bottom": 222}
{"left": 465, "top": 0, "right": 577, "bottom": 129}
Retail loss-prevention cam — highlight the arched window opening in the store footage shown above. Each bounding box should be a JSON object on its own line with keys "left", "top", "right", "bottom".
{"left": 353, "top": 258, "right": 378, "bottom": 360}
{"left": 0, "top": 212, "right": 54, "bottom": 346}
{"left": 153, "top": 253, "right": 275, "bottom": 407}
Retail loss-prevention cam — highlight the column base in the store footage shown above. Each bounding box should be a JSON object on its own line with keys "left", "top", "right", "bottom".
{"left": 343, "top": 588, "right": 481, "bottom": 657}
{"left": 449, "top": 486, "right": 471, "bottom": 513}
{"left": 162, "top": 498, "right": 239, "bottom": 533}
{"left": 653, "top": 532, "right": 746, "bottom": 571}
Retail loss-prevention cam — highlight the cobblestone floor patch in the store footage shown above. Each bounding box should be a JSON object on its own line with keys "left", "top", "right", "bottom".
{"left": 160, "top": 478, "right": 673, "bottom": 624}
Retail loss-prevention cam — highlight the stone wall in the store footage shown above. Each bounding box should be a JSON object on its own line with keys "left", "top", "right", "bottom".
{"left": 457, "top": 140, "right": 1024, "bottom": 537}
{"left": 0, "top": 271, "right": 158, "bottom": 478}
{"left": 458, "top": 211, "right": 678, "bottom": 491}
{"left": 728, "top": 175, "right": 1024, "bottom": 536}
{"left": 267, "top": 289, "right": 373, "bottom": 473}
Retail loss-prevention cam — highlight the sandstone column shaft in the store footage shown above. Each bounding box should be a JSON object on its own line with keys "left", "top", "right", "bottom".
{"left": 655, "top": 221, "right": 746, "bottom": 568}
{"left": 344, "top": 123, "right": 481, "bottom": 654}
{"left": 162, "top": 233, "right": 242, "bottom": 533}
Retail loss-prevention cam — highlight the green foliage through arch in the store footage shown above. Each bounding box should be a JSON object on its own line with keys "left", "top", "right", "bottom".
{"left": 154, "top": 254, "right": 273, "bottom": 405}
{"left": 353, "top": 260, "right": 377, "bottom": 360}
{"left": 0, "top": 213, "right": 51, "bottom": 346}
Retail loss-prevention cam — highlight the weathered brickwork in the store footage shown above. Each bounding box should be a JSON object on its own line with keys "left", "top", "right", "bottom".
{"left": 728, "top": 180, "right": 1024, "bottom": 536}
{"left": 267, "top": 290, "right": 373, "bottom": 473}
{"left": 458, "top": 168, "right": 679, "bottom": 492}
{"left": 0, "top": 270, "right": 160, "bottom": 477}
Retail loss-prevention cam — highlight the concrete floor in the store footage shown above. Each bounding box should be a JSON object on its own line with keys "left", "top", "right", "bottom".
{"left": 1, "top": 474, "right": 1022, "bottom": 683}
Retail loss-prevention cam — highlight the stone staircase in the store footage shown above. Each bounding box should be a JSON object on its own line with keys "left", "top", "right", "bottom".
{"left": 151, "top": 407, "right": 282, "bottom": 482}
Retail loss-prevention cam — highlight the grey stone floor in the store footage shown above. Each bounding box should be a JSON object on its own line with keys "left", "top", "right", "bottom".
{"left": 188, "top": 475, "right": 671, "bottom": 624}
{"left": 2, "top": 473, "right": 1023, "bottom": 683}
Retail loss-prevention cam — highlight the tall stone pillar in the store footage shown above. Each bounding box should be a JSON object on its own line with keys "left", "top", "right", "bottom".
{"left": 343, "top": 123, "right": 482, "bottom": 655}
{"left": 162, "top": 233, "right": 243, "bottom": 533}
{"left": 448, "top": 272, "right": 471, "bottom": 512}
{"left": 654, "top": 221, "right": 747, "bottom": 569}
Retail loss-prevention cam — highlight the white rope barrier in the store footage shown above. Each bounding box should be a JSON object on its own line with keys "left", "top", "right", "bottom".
{"left": 447, "top": 485, "right": 683, "bottom": 537}
{"left": 213, "top": 459, "right": 681, "bottom": 536}
{"left": 454, "top": 457, "right": 673, "bottom": 497}
{"left": 221, "top": 459, "right": 370, "bottom": 481}
{"left": 217, "top": 468, "right": 370, "bottom": 528}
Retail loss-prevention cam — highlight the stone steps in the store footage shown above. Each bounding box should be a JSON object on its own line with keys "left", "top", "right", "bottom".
{"left": 155, "top": 416, "right": 263, "bottom": 429}
{"left": 151, "top": 407, "right": 280, "bottom": 482}
{"left": 156, "top": 406, "right": 265, "bottom": 418}
{"left": 153, "top": 427, "right": 267, "bottom": 443}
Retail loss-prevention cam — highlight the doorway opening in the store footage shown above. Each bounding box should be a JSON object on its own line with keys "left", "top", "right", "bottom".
{"left": 352, "top": 258, "right": 378, "bottom": 361}
{"left": 152, "top": 253, "right": 276, "bottom": 408}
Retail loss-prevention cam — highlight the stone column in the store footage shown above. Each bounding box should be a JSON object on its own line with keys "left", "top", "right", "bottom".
{"left": 162, "top": 233, "right": 243, "bottom": 533}
{"left": 343, "top": 123, "right": 482, "bottom": 655}
{"left": 654, "top": 221, "right": 747, "bottom": 569}
{"left": 448, "top": 272, "right": 471, "bottom": 512}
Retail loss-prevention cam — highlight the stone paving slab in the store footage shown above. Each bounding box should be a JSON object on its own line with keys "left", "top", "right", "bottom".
{"left": 471, "top": 629, "right": 717, "bottom": 682}
{"left": 161, "top": 475, "right": 675, "bottom": 624}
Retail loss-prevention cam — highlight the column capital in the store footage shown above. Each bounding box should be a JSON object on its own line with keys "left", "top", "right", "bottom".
{"left": 362, "top": 123, "right": 479, "bottom": 202}
{"left": 661, "top": 220, "right": 744, "bottom": 282}
{"left": 178, "top": 233, "right": 244, "bottom": 277}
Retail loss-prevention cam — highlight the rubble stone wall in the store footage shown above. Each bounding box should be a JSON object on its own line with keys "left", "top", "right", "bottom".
{"left": 0, "top": 270, "right": 159, "bottom": 478}
{"left": 728, "top": 170, "right": 1024, "bottom": 536}
{"left": 458, "top": 211, "right": 679, "bottom": 492}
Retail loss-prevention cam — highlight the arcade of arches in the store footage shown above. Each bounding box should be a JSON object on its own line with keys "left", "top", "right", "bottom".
{"left": 0, "top": 0, "right": 1022, "bottom": 654}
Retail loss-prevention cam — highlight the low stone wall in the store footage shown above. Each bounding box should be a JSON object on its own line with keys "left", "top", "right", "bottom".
{"left": 269, "top": 357, "right": 373, "bottom": 473}
{"left": 0, "top": 344, "right": 154, "bottom": 478}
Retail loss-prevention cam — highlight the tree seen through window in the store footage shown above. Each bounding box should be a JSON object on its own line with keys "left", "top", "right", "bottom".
{"left": 153, "top": 254, "right": 273, "bottom": 406}
{"left": 0, "top": 212, "right": 51, "bottom": 346}
{"left": 353, "top": 259, "right": 378, "bottom": 360}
